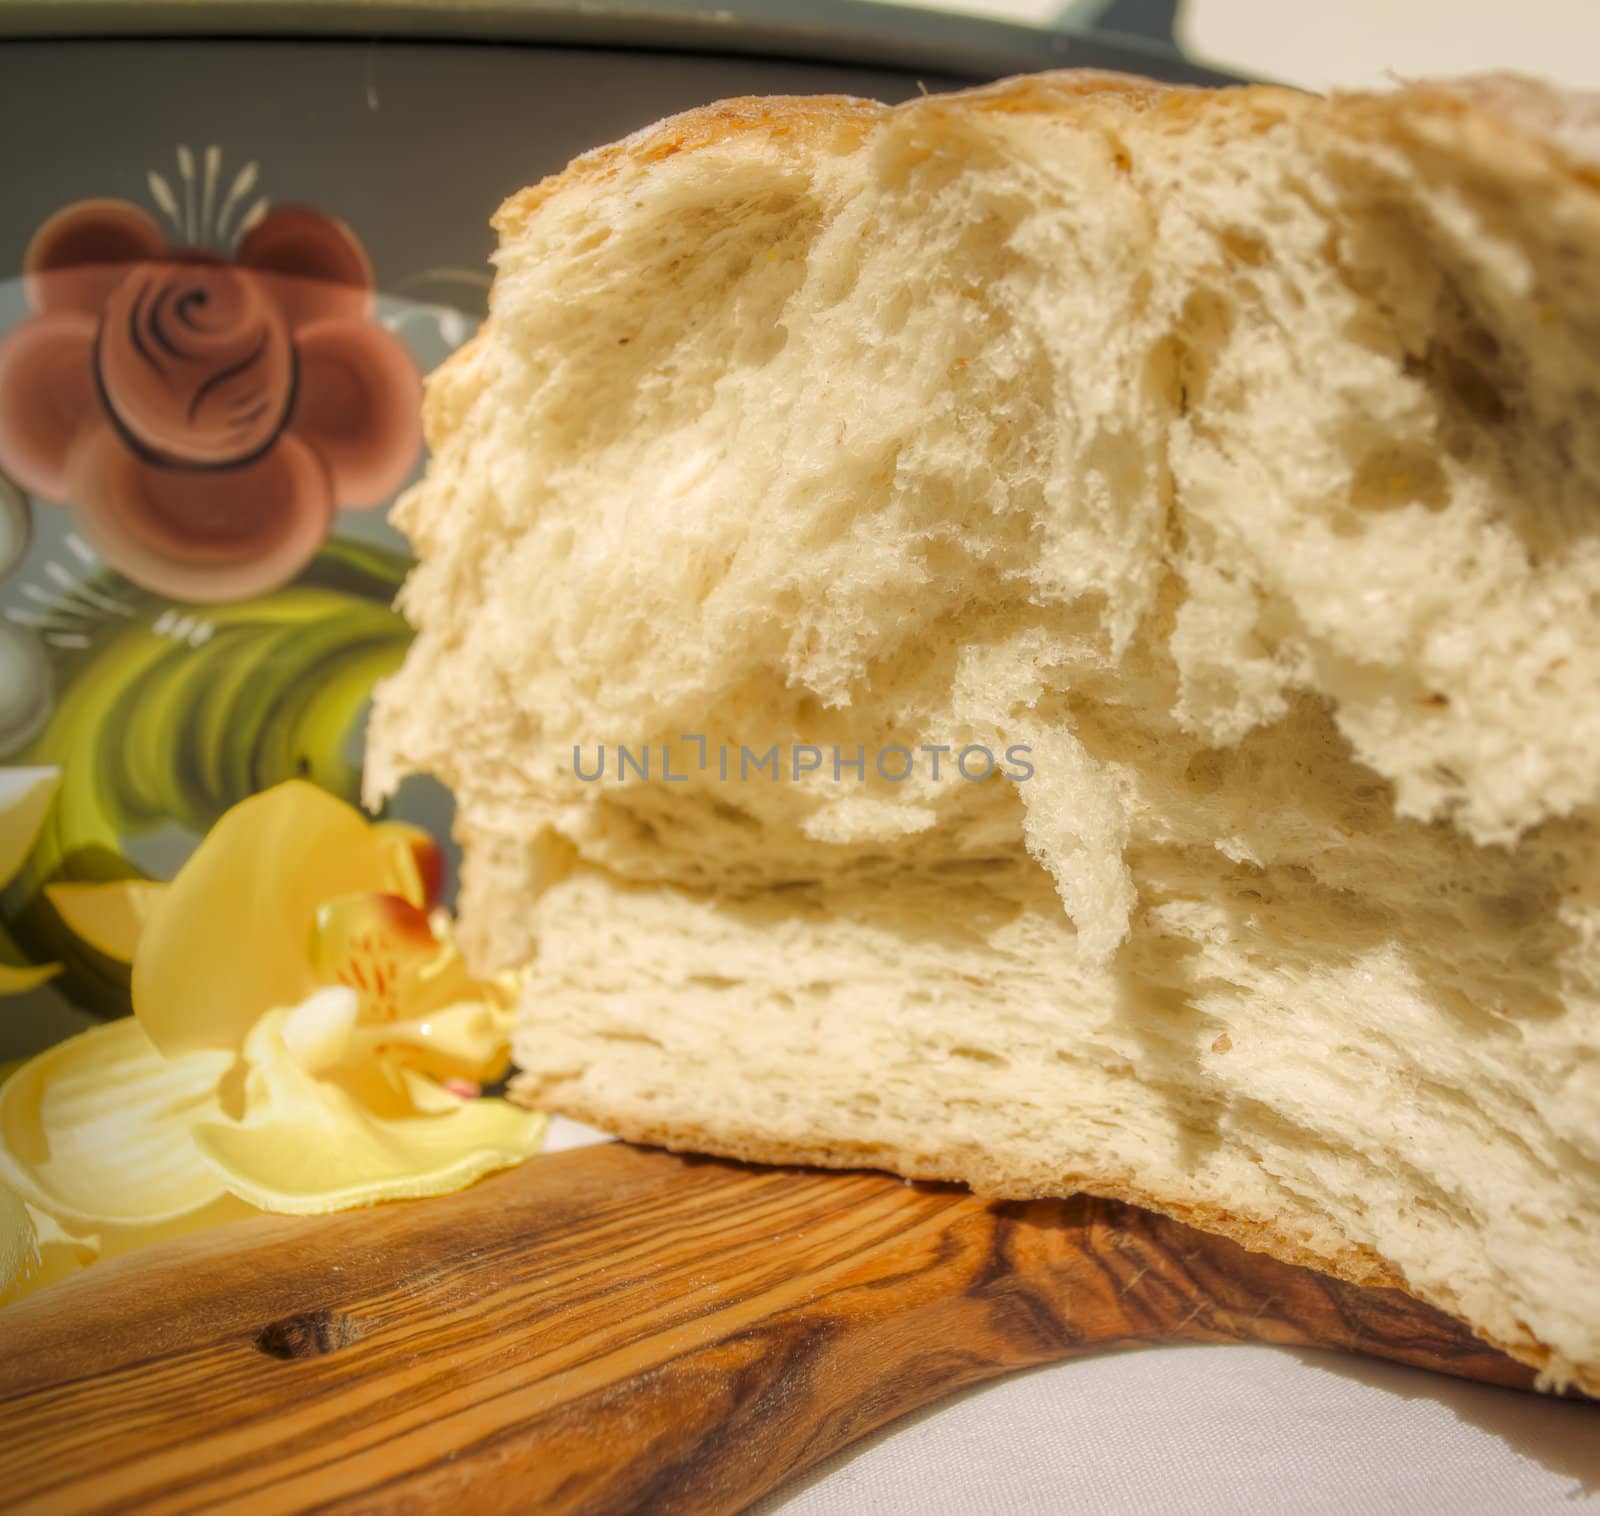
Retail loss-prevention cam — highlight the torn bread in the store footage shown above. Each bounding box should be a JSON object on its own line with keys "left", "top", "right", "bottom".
{"left": 367, "top": 71, "right": 1600, "bottom": 1394}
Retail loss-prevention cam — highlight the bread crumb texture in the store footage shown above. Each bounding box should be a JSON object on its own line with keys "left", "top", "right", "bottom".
{"left": 368, "top": 72, "right": 1600, "bottom": 1394}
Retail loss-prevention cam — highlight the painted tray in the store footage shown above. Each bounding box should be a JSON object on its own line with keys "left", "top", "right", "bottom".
{"left": 0, "top": 23, "right": 1239, "bottom": 1061}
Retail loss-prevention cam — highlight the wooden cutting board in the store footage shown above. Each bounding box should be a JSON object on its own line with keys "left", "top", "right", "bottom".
{"left": 0, "top": 1141, "right": 1567, "bottom": 1514}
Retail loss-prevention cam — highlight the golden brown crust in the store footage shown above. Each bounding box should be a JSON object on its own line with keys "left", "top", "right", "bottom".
{"left": 490, "top": 71, "right": 1319, "bottom": 241}
{"left": 493, "top": 93, "right": 885, "bottom": 236}
{"left": 1336, "top": 72, "right": 1600, "bottom": 180}
{"left": 488, "top": 68, "right": 1600, "bottom": 253}
{"left": 419, "top": 326, "right": 489, "bottom": 454}
{"left": 517, "top": 1081, "right": 1590, "bottom": 1391}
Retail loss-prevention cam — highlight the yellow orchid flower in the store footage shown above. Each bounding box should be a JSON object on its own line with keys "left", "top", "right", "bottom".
{"left": 0, "top": 781, "right": 545, "bottom": 1303}
{"left": 193, "top": 994, "right": 551, "bottom": 1214}
{"left": 0, "top": 768, "right": 62, "bottom": 994}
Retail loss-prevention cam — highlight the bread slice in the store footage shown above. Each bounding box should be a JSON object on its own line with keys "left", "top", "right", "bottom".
{"left": 366, "top": 71, "right": 1600, "bottom": 1395}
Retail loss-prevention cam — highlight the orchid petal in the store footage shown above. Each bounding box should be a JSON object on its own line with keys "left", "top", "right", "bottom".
{"left": 0, "top": 1178, "right": 35, "bottom": 1302}
{"left": 0, "top": 768, "right": 59, "bottom": 893}
{"left": 190, "top": 1008, "right": 546, "bottom": 1214}
{"left": 355, "top": 1000, "right": 514, "bottom": 1089}
{"left": 372, "top": 820, "right": 446, "bottom": 910}
{"left": 89, "top": 1193, "right": 259, "bottom": 1263}
{"left": 0, "top": 1180, "right": 98, "bottom": 1306}
{"left": 0, "top": 963, "right": 61, "bottom": 996}
{"left": 0, "top": 1017, "right": 233, "bottom": 1229}
{"left": 46, "top": 880, "right": 167, "bottom": 963}
{"left": 307, "top": 890, "right": 438, "bottom": 1022}
{"left": 397, "top": 1067, "right": 465, "bottom": 1114}
{"left": 308, "top": 890, "right": 499, "bottom": 1028}
{"left": 0, "top": 769, "right": 63, "bottom": 995}
{"left": 279, "top": 985, "right": 360, "bottom": 1076}
{"left": 134, "top": 782, "right": 394, "bottom": 1056}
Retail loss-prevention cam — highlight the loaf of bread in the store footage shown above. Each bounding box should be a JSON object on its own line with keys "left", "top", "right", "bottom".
{"left": 366, "top": 71, "right": 1600, "bottom": 1394}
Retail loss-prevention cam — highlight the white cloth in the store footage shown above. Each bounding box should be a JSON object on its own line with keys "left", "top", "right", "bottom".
{"left": 759, "top": 1346, "right": 1600, "bottom": 1514}
{"left": 543, "top": 1120, "right": 1598, "bottom": 1513}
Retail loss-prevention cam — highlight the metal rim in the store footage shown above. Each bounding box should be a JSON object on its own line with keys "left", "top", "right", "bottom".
{"left": 0, "top": 0, "right": 1251, "bottom": 86}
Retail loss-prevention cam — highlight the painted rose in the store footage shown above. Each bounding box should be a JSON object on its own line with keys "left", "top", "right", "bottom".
{"left": 0, "top": 199, "right": 423, "bottom": 602}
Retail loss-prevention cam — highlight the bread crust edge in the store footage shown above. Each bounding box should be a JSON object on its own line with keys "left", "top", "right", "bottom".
{"left": 513, "top": 1077, "right": 1592, "bottom": 1397}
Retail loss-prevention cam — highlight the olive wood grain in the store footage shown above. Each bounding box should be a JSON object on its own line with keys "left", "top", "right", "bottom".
{"left": 0, "top": 1141, "right": 1573, "bottom": 1514}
